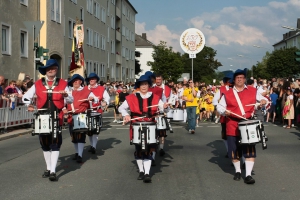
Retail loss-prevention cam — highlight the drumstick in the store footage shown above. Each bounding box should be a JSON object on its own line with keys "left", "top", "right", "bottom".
{"left": 42, "top": 91, "right": 71, "bottom": 94}
{"left": 119, "top": 116, "right": 146, "bottom": 123}
{"left": 78, "top": 97, "right": 100, "bottom": 102}
{"left": 218, "top": 104, "right": 248, "bottom": 120}
{"left": 245, "top": 103, "right": 260, "bottom": 106}
{"left": 147, "top": 102, "right": 171, "bottom": 108}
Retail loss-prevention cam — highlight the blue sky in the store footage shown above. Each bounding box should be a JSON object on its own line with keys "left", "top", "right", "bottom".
{"left": 130, "top": 0, "right": 300, "bottom": 73}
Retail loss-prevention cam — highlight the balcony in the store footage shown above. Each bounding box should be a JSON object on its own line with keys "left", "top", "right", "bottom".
{"left": 116, "top": 31, "right": 121, "bottom": 42}
{"left": 116, "top": 7, "right": 121, "bottom": 19}
{"left": 116, "top": 54, "right": 121, "bottom": 64}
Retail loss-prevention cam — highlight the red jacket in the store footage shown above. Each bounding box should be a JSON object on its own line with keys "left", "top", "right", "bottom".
{"left": 35, "top": 78, "right": 67, "bottom": 109}
{"left": 88, "top": 85, "right": 105, "bottom": 113}
{"left": 149, "top": 87, "right": 163, "bottom": 100}
{"left": 224, "top": 86, "right": 256, "bottom": 136}
{"left": 126, "top": 93, "right": 160, "bottom": 140}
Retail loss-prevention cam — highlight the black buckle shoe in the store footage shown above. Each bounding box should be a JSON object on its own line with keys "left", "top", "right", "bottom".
{"left": 151, "top": 160, "right": 156, "bottom": 166}
{"left": 91, "top": 147, "right": 96, "bottom": 154}
{"left": 49, "top": 172, "right": 57, "bottom": 181}
{"left": 159, "top": 149, "right": 165, "bottom": 156}
{"left": 42, "top": 170, "right": 50, "bottom": 178}
{"left": 88, "top": 146, "right": 93, "bottom": 152}
{"left": 233, "top": 172, "right": 241, "bottom": 181}
{"left": 170, "top": 130, "right": 173, "bottom": 133}
{"left": 77, "top": 156, "right": 83, "bottom": 163}
{"left": 244, "top": 176, "right": 255, "bottom": 184}
{"left": 143, "top": 174, "right": 151, "bottom": 183}
{"left": 137, "top": 172, "right": 144, "bottom": 180}
{"left": 72, "top": 153, "right": 78, "bottom": 160}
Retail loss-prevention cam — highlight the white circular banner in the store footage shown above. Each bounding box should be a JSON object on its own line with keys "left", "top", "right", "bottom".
{"left": 180, "top": 28, "right": 205, "bottom": 55}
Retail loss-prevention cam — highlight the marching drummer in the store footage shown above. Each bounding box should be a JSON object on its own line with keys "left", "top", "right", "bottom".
{"left": 212, "top": 73, "right": 233, "bottom": 158}
{"left": 118, "top": 75, "right": 168, "bottom": 183}
{"left": 22, "top": 59, "right": 73, "bottom": 181}
{"left": 216, "top": 69, "right": 266, "bottom": 184}
{"left": 65, "top": 74, "right": 99, "bottom": 163}
{"left": 85, "top": 73, "right": 110, "bottom": 154}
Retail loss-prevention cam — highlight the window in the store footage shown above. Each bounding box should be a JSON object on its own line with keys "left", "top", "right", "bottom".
{"left": 20, "top": 0, "right": 28, "bottom": 6}
{"left": 80, "top": 7, "right": 84, "bottom": 21}
{"left": 122, "top": 46, "right": 125, "bottom": 57}
{"left": 94, "top": 31, "right": 97, "bottom": 47}
{"left": 111, "top": 0, "right": 115, "bottom": 5}
{"left": 101, "top": 63, "right": 105, "bottom": 77}
{"left": 87, "top": 0, "right": 93, "bottom": 13}
{"left": 20, "top": 30, "right": 28, "bottom": 57}
{"left": 86, "top": 28, "right": 90, "bottom": 45}
{"left": 111, "top": 40, "right": 115, "bottom": 54}
{"left": 107, "top": 27, "right": 109, "bottom": 42}
{"left": 51, "top": 0, "right": 61, "bottom": 23}
{"left": 101, "top": 7, "right": 106, "bottom": 23}
{"left": 68, "top": 19, "right": 75, "bottom": 39}
{"left": 90, "top": 29, "right": 93, "bottom": 46}
{"left": 111, "top": 65, "right": 114, "bottom": 78}
{"left": 95, "top": 3, "right": 100, "bottom": 19}
{"left": 2, "top": 24, "right": 11, "bottom": 55}
{"left": 101, "top": 35, "right": 106, "bottom": 50}
{"left": 111, "top": 16, "right": 115, "bottom": 29}
{"left": 122, "top": 3, "right": 126, "bottom": 15}
{"left": 93, "top": 1, "right": 97, "bottom": 16}
{"left": 122, "top": 25, "right": 125, "bottom": 36}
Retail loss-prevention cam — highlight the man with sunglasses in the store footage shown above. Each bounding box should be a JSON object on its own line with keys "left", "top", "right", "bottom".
{"left": 22, "top": 59, "right": 73, "bottom": 181}
{"left": 217, "top": 69, "right": 266, "bottom": 184}
{"left": 183, "top": 79, "right": 198, "bottom": 134}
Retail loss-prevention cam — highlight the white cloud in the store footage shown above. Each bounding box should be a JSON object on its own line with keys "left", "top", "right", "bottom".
{"left": 135, "top": 0, "right": 300, "bottom": 72}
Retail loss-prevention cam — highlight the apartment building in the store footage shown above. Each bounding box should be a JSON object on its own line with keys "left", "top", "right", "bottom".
{"left": 1, "top": 0, "right": 137, "bottom": 83}
{"left": 273, "top": 18, "right": 300, "bottom": 50}
{"left": 135, "top": 33, "right": 154, "bottom": 79}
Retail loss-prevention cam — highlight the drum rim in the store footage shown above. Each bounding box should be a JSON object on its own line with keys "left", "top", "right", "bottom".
{"left": 238, "top": 120, "right": 260, "bottom": 126}
{"left": 132, "top": 122, "right": 156, "bottom": 125}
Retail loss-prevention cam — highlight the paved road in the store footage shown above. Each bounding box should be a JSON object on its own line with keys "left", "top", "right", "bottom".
{"left": 1, "top": 112, "right": 300, "bottom": 200}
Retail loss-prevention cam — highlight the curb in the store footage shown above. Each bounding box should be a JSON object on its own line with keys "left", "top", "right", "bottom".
{"left": 0, "top": 130, "right": 32, "bottom": 141}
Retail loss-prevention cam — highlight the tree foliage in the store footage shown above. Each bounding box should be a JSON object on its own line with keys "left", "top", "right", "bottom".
{"left": 182, "top": 46, "right": 222, "bottom": 83}
{"left": 251, "top": 47, "right": 300, "bottom": 79}
{"left": 147, "top": 41, "right": 184, "bottom": 82}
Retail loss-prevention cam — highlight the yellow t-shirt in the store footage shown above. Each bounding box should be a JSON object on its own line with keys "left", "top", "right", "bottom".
{"left": 183, "top": 87, "right": 199, "bottom": 107}
{"left": 196, "top": 97, "right": 200, "bottom": 114}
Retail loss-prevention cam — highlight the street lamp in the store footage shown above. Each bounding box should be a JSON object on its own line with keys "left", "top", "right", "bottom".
{"left": 281, "top": 25, "right": 300, "bottom": 31}
{"left": 253, "top": 45, "right": 272, "bottom": 51}
{"left": 237, "top": 54, "right": 253, "bottom": 77}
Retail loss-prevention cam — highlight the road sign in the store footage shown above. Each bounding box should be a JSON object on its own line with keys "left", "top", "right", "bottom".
{"left": 23, "top": 21, "right": 44, "bottom": 39}
{"left": 180, "top": 28, "right": 206, "bottom": 56}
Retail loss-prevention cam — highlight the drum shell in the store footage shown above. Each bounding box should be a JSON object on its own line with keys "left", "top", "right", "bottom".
{"left": 238, "top": 120, "right": 261, "bottom": 144}
{"left": 173, "top": 109, "right": 184, "bottom": 121}
{"left": 166, "top": 109, "right": 174, "bottom": 119}
{"left": 156, "top": 116, "right": 168, "bottom": 130}
{"left": 88, "top": 112, "right": 102, "bottom": 132}
{"left": 132, "top": 122, "right": 157, "bottom": 145}
{"left": 72, "top": 113, "right": 88, "bottom": 132}
{"left": 34, "top": 114, "right": 52, "bottom": 134}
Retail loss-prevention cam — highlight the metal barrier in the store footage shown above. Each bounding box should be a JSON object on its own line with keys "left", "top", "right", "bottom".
{"left": 0, "top": 98, "right": 34, "bottom": 131}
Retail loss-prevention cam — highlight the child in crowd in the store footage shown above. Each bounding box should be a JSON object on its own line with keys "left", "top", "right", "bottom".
{"left": 266, "top": 88, "right": 278, "bottom": 123}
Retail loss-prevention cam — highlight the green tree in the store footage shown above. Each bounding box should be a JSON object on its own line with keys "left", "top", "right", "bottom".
{"left": 251, "top": 52, "right": 272, "bottom": 80}
{"left": 147, "top": 41, "right": 184, "bottom": 82}
{"left": 182, "top": 46, "right": 222, "bottom": 83}
{"left": 266, "top": 47, "right": 300, "bottom": 78}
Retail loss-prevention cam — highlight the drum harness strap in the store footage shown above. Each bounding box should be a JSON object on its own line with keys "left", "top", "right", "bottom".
{"left": 42, "top": 77, "right": 61, "bottom": 139}
{"left": 232, "top": 89, "right": 249, "bottom": 141}
{"left": 131, "top": 93, "right": 154, "bottom": 146}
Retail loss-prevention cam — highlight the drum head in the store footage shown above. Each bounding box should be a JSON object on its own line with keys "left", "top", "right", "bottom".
{"left": 238, "top": 120, "right": 260, "bottom": 126}
{"left": 132, "top": 122, "right": 156, "bottom": 125}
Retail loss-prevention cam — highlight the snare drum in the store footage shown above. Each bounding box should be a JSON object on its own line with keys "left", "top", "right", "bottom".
{"left": 238, "top": 120, "right": 261, "bottom": 144}
{"left": 132, "top": 122, "right": 158, "bottom": 145}
{"left": 88, "top": 112, "right": 102, "bottom": 134}
{"left": 34, "top": 114, "right": 52, "bottom": 134}
{"left": 166, "top": 109, "right": 174, "bottom": 119}
{"left": 72, "top": 113, "right": 88, "bottom": 132}
{"left": 156, "top": 116, "right": 168, "bottom": 130}
{"left": 173, "top": 109, "right": 184, "bottom": 121}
